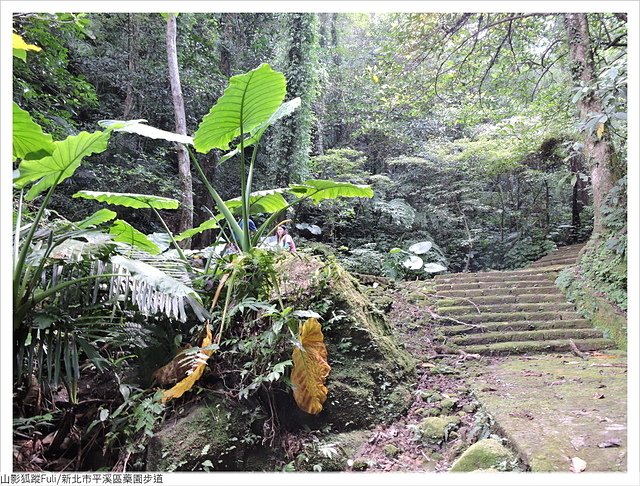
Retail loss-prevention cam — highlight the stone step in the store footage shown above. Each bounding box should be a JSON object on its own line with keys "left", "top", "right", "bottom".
{"left": 459, "top": 338, "right": 615, "bottom": 356}
{"left": 438, "top": 302, "right": 575, "bottom": 316}
{"left": 435, "top": 285, "right": 559, "bottom": 297}
{"left": 449, "top": 328, "right": 604, "bottom": 346}
{"left": 435, "top": 281, "right": 558, "bottom": 292}
{"left": 436, "top": 273, "right": 554, "bottom": 284}
{"left": 530, "top": 258, "right": 579, "bottom": 267}
{"left": 439, "top": 319, "right": 592, "bottom": 336}
{"left": 445, "top": 310, "right": 579, "bottom": 324}
{"left": 435, "top": 268, "right": 553, "bottom": 282}
{"left": 436, "top": 293, "right": 567, "bottom": 306}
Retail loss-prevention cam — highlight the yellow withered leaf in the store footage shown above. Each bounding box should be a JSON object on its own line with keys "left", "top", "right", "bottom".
{"left": 596, "top": 122, "right": 605, "bottom": 139}
{"left": 159, "top": 324, "right": 215, "bottom": 403}
{"left": 291, "top": 318, "right": 331, "bottom": 415}
{"left": 13, "top": 33, "right": 41, "bottom": 52}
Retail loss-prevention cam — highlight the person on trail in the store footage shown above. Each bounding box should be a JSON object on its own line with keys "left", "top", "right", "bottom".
{"left": 223, "top": 218, "right": 257, "bottom": 256}
{"left": 276, "top": 225, "right": 296, "bottom": 253}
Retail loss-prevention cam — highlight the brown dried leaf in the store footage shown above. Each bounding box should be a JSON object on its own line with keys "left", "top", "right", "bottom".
{"left": 159, "top": 324, "right": 214, "bottom": 403}
{"left": 291, "top": 318, "right": 331, "bottom": 415}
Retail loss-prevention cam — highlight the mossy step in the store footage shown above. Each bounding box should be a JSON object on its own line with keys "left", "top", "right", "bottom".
{"left": 435, "top": 268, "right": 553, "bottom": 281}
{"left": 435, "top": 282, "right": 558, "bottom": 292}
{"left": 436, "top": 273, "right": 554, "bottom": 284}
{"left": 436, "top": 293, "right": 566, "bottom": 306}
{"left": 536, "top": 244, "right": 585, "bottom": 255}
{"left": 438, "top": 302, "right": 575, "bottom": 316}
{"left": 447, "top": 310, "right": 579, "bottom": 324}
{"left": 439, "top": 319, "right": 592, "bottom": 336}
{"left": 530, "top": 259, "right": 579, "bottom": 267}
{"left": 459, "top": 338, "right": 615, "bottom": 356}
{"left": 537, "top": 248, "right": 584, "bottom": 258}
{"left": 450, "top": 328, "right": 604, "bottom": 346}
{"left": 435, "top": 286, "right": 558, "bottom": 297}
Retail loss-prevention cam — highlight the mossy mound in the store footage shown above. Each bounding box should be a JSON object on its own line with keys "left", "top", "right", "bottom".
{"left": 276, "top": 254, "right": 416, "bottom": 429}
{"left": 449, "top": 438, "right": 515, "bottom": 472}
{"left": 146, "top": 395, "right": 265, "bottom": 471}
{"left": 418, "top": 415, "right": 461, "bottom": 443}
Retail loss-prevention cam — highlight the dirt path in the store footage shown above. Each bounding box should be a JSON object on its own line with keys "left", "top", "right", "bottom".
{"left": 351, "top": 280, "right": 512, "bottom": 472}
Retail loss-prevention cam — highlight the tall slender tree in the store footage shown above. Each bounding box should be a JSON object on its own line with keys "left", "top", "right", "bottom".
{"left": 166, "top": 13, "right": 193, "bottom": 245}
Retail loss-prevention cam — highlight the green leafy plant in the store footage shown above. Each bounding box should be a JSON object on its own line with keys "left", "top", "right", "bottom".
{"left": 386, "top": 240, "right": 447, "bottom": 279}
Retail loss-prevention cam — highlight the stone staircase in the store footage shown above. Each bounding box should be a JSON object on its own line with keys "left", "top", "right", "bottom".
{"left": 434, "top": 244, "right": 616, "bottom": 356}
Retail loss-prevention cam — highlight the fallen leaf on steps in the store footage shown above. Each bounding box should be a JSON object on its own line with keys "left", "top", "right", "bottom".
{"left": 593, "top": 393, "right": 605, "bottom": 399}
{"left": 598, "top": 438, "right": 622, "bottom": 448}
{"left": 570, "top": 456, "right": 587, "bottom": 473}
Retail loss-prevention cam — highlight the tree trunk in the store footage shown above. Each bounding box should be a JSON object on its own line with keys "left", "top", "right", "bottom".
{"left": 570, "top": 153, "right": 588, "bottom": 242}
{"left": 166, "top": 13, "right": 193, "bottom": 247}
{"left": 123, "top": 14, "right": 138, "bottom": 119}
{"left": 564, "top": 13, "right": 615, "bottom": 235}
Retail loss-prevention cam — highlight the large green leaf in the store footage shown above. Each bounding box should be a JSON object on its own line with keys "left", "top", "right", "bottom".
{"left": 14, "top": 130, "right": 110, "bottom": 200}
{"left": 174, "top": 218, "right": 220, "bottom": 242}
{"left": 76, "top": 209, "right": 117, "bottom": 229}
{"left": 98, "top": 119, "right": 193, "bottom": 145}
{"left": 109, "top": 220, "right": 160, "bottom": 254}
{"left": 217, "top": 98, "right": 302, "bottom": 165}
{"left": 288, "top": 180, "right": 374, "bottom": 204}
{"left": 194, "top": 63, "right": 286, "bottom": 153}
{"left": 13, "top": 102, "right": 55, "bottom": 159}
{"left": 225, "top": 189, "right": 289, "bottom": 215}
{"left": 73, "top": 190, "right": 180, "bottom": 210}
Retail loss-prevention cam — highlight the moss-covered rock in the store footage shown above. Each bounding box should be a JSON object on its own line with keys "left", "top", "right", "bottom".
{"left": 146, "top": 396, "right": 258, "bottom": 471}
{"left": 383, "top": 444, "right": 400, "bottom": 458}
{"left": 351, "top": 457, "right": 370, "bottom": 471}
{"left": 416, "top": 407, "right": 441, "bottom": 417}
{"left": 275, "top": 255, "right": 416, "bottom": 429}
{"left": 449, "top": 438, "right": 516, "bottom": 472}
{"left": 439, "top": 397, "right": 458, "bottom": 413}
{"left": 418, "top": 415, "right": 460, "bottom": 443}
{"left": 419, "top": 390, "right": 443, "bottom": 403}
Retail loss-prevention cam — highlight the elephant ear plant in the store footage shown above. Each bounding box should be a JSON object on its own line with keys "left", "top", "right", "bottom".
{"left": 99, "top": 64, "right": 373, "bottom": 411}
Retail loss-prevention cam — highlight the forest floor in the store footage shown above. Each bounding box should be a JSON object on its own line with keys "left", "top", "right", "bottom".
{"left": 353, "top": 279, "right": 627, "bottom": 473}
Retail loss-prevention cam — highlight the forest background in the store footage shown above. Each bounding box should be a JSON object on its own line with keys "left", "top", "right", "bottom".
{"left": 2, "top": 0, "right": 639, "bottom": 481}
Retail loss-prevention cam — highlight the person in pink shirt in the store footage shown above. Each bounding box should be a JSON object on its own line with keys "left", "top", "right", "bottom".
{"left": 276, "top": 225, "right": 296, "bottom": 253}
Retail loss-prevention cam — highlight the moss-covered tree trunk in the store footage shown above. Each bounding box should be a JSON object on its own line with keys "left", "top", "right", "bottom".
{"left": 564, "top": 13, "right": 615, "bottom": 235}
{"left": 273, "top": 13, "right": 319, "bottom": 186}
{"left": 166, "top": 13, "right": 193, "bottom": 245}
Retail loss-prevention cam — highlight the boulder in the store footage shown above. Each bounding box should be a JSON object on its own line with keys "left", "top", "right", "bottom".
{"left": 449, "top": 438, "right": 516, "bottom": 472}
{"left": 418, "top": 415, "right": 461, "bottom": 443}
{"left": 275, "top": 255, "right": 416, "bottom": 429}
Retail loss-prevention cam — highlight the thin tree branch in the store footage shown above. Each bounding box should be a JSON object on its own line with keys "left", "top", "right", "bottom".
{"left": 531, "top": 51, "right": 568, "bottom": 101}
{"left": 478, "top": 27, "right": 511, "bottom": 106}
